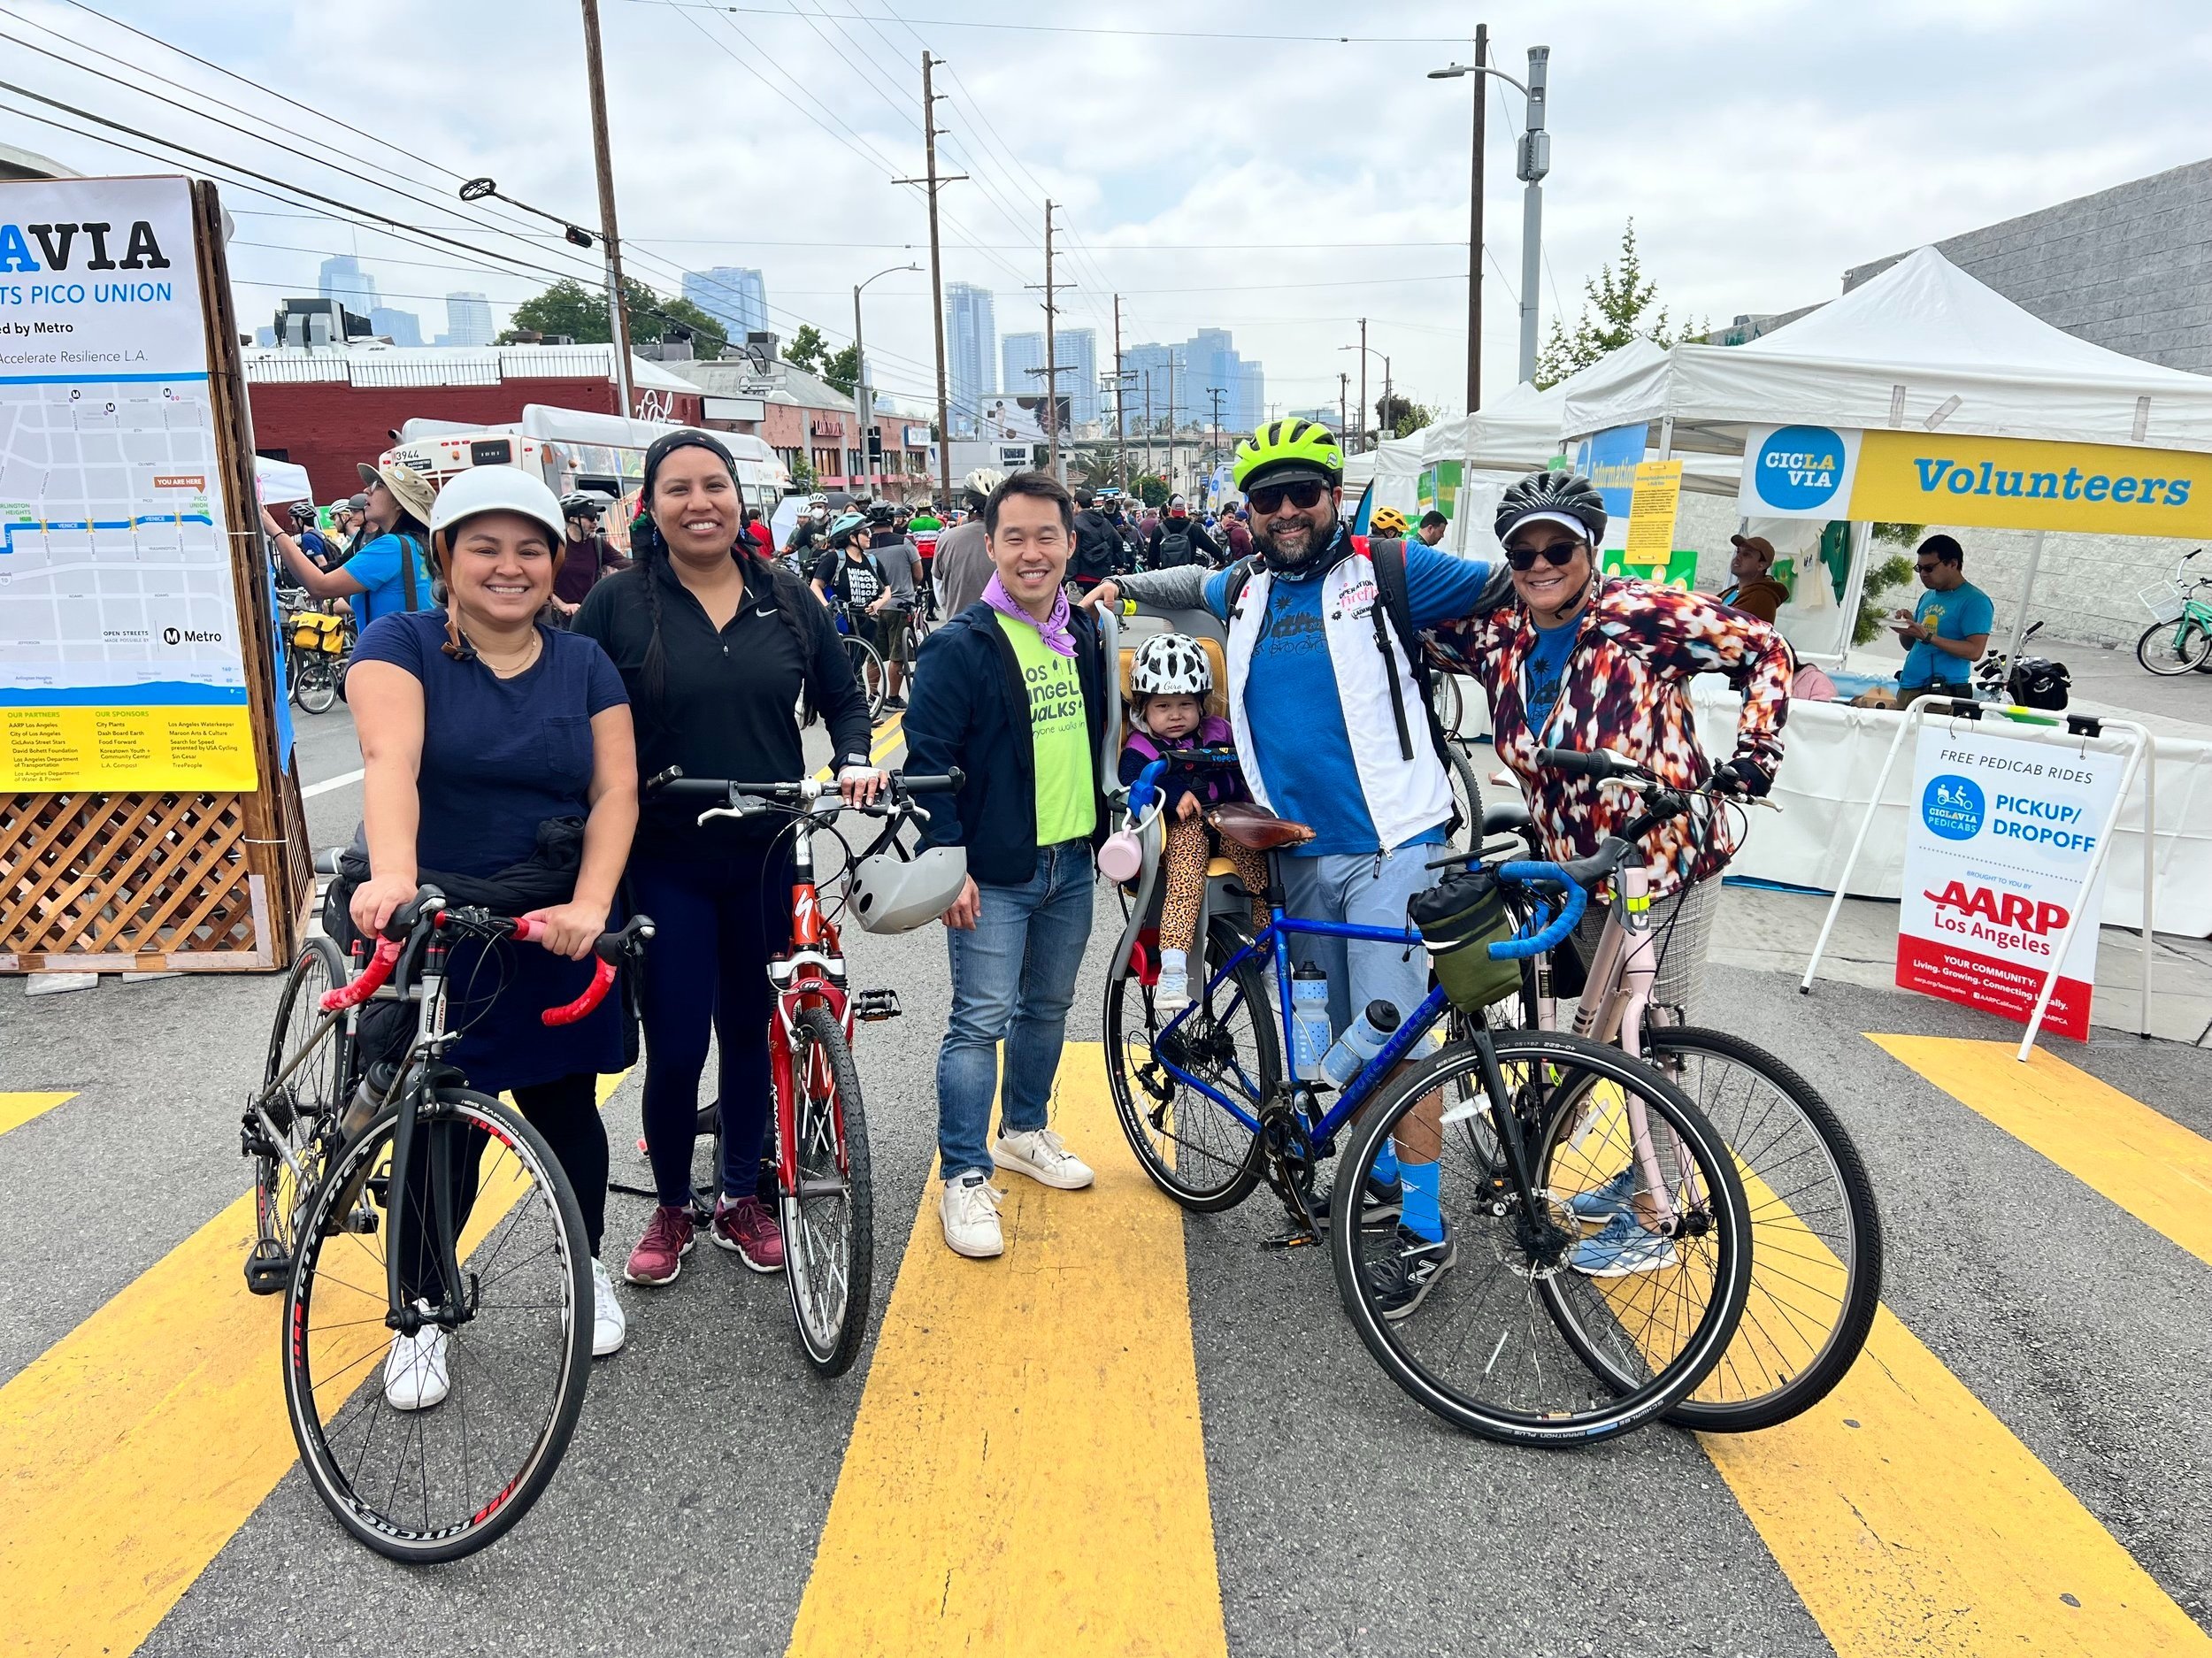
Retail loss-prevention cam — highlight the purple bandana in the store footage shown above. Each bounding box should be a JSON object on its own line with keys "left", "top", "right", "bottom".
{"left": 980, "top": 572, "right": 1076, "bottom": 657}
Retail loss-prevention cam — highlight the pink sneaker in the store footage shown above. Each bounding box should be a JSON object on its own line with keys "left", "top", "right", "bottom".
{"left": 624, "top": 1204, "right": 695, "bottom": 1286}
{"left": 710, "top": 1195, "right": 785, "bottom": 1274}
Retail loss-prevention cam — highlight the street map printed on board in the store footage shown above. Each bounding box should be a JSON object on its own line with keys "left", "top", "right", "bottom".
{"left": 0, "top": 173, "right": 255, "bottom": 792}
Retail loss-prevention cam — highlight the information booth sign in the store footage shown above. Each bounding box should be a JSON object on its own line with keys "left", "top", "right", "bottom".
{"left": 0, "top": 175, "right": 309, "bottom": 972}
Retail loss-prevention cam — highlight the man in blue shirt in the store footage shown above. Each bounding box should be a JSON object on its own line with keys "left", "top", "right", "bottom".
{"left": 1892, "top": 533, "right": 1993, "bottom": 705}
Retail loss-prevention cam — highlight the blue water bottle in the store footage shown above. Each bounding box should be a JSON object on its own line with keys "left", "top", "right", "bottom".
{"left": 1320, "top": 1000, "right": 1402, "bottom": 1090}
{"left": 1290, "top": 963, "right": 1333, "bottom": 1081}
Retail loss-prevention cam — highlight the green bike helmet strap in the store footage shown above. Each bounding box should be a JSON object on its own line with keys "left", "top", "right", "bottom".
{"left": 1233, "top": 418, "right": 1344, "bottom": 492}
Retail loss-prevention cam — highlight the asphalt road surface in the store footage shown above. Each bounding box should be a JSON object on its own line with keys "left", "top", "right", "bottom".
{"left": 4, "top": 698, "right": 2209, "bottom": 1658}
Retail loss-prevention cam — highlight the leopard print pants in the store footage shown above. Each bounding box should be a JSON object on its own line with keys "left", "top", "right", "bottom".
{"left": 1160, "top": 813, "right": 1271, "bottom": 956}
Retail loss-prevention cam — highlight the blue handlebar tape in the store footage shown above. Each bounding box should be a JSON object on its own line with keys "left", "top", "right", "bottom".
{"left": 1486, "top": 861, "right": 1588, "bottom": 959}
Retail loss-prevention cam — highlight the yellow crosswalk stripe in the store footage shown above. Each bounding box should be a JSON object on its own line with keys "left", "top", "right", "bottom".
{"left": 786, "top": 1046, "right": 1229, "bottom": 1657}
{"left": 1869, "top": 1034, "right": 2212, "bottom": 1267}
{"left": 0, "top": 1092, "right": 76, "bottom": 1138}
{"left": 0, "top": 1070, "right": 630, "bottom": 1658}
{"left": 1699, "top": 1037, "right": 2212, "bottom": 1654}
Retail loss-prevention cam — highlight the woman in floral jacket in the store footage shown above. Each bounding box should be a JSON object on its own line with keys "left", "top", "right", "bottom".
{"left": 1433, "top": 471, "right": 1791, "bottom": 1020}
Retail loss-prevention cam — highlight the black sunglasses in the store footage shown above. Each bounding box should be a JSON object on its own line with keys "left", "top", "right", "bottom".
{"left": 1247, "top": 480, "right": 1328, "bottom": 515}
{"left": 1504, "top": 541, "right": 1584, "bottom": 572}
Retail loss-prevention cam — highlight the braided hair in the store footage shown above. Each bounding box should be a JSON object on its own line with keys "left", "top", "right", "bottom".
{"left": 631, "top": 430, "right": 820, "bottom": 731}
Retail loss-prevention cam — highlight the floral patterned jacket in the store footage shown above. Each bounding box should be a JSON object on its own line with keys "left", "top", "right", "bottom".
{"left": 1432, "top": 578, "right": 1792, "bottom": 894}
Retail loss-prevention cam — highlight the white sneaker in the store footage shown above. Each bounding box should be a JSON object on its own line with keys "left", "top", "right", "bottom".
{"left": 941, "top": 1174, "right": 1007, "bottom": 1258}
{"left": 992, "top": 1125, "right": 1095, "bottom": 1191}
{"left": 591, "top": 1259, "right": 626, "bottom": 1358}
{"left": 1153, "top": 969, "right": 1190, "bottom": 1014}
{"left": 382, "top": 1301, "right": 450, "bottom": 1411}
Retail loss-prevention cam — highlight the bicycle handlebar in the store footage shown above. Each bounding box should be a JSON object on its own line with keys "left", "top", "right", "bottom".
{"left": 1535, "top": 745, "right": 1647, "bottom": 783}
{"left": 1485, "top": 862, "right": 1588, "bottom": 959}
{"left": 318, "top": 907, "right": 656, "bottom": 1025}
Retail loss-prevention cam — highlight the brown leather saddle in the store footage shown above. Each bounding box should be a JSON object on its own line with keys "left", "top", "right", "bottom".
{"left": 1207, "top": 800, "right": 1316, "bottom": 850}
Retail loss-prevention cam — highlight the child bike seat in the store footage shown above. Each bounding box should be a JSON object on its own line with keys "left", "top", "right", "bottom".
{"left": 1208, "top": 801, "right": 1315, "bottom": 850}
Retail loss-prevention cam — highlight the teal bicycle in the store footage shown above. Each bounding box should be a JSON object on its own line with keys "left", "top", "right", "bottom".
{"left": 2136, "top": 548, "right": 2211, "bottom": 675}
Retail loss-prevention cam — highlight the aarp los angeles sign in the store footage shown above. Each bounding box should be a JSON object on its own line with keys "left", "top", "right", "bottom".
{"left": 1738, "top": 422, "right": 2212, "bottom": 537}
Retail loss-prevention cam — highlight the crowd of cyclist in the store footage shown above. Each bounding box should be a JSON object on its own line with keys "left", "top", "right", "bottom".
{"left": 277, "top": 411, "right": 1793, "bottom": 1409}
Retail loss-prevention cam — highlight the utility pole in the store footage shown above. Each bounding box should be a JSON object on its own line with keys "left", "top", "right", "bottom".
{"left": 1143, "top": 372, "right": 1154, "bottom": 488}
{"left": 1205, "top": 386, "right": 1225, "bottom": 508}
{"left": 1517, "top": 45, "right": 1551, "bottom": 383}
{"left": 1339, "top": 371, "right": 1348, "bottom": 441}
{"left": 1381, "top": 356, "right": 1393, "bottom": 441}
{"left": 1025, "top": 199, "right": 1077, "bottom": 480}
{"left": 578, "top": 0, "right": 634, "bottom": 418}
{"left": 1469, "top": 21, "right": 1486, "bottom": 411}
{"left": 1164, "top": 350, "right": 1180, "bottom": 497}
{"left": 1112, "top": 294, "right": 1127, "bottom": 488}
{"left": 1357, "top": 318, "right": 1369, "bottom": 450}
{"left": 893, "top": 51, "right": 967, "bottom": 508}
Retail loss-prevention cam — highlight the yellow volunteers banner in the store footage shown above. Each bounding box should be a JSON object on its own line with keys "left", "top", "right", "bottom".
{"left": 1739, "top": 422, "right": 2212, "bottom": 537}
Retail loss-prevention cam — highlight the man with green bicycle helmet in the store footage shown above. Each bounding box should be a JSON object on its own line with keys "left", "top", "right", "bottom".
{"left": 1084, "top": 419, "right": 1507, "bottom": 1316}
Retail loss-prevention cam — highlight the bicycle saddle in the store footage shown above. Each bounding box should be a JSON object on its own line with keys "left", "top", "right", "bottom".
{"left": 1480, "top": 801, "right": 1533, "bottom": 836}
{"left": 1208, "top": 801, "right": 1316, "bottom": 850}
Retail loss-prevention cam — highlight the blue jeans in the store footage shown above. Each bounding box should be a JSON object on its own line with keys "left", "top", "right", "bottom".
{"left": 937, "top": 840, "right": 1095, "bottom": 1183}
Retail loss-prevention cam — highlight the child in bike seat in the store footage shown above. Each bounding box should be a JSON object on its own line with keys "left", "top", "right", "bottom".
{"left": 1119, "top": 632, "right": 1269, "bottom": 1012}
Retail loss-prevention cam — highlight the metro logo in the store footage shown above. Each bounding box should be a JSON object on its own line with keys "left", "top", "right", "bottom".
{"left": 1924, "top": 880, "right": 2070, "bottom": 937}
{"left": 0, "top": 219, "right": 172, "bottom": 274}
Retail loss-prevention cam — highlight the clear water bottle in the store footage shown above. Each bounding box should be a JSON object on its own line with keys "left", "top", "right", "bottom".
{"left": 1320, "top": 999, "right": 1402, "bottom": 1090}
{"left": 1289, "top": 963, "right": 1333, "bottom": 1081}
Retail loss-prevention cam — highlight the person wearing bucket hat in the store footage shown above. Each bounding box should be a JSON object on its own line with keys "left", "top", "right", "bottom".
{"left": 340, "top": 462, "right": 642, "bottom": 1377}
{"left": 264, "top": 457, "right": 434, "bottom": 629}
{"left": 574, "top": 428, "right": 880, "bottom": 1287}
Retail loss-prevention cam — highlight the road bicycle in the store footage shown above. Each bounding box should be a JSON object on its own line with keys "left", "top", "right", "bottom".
{"left": 242, "top": 894, "right": 651, "bottom": 1561}
{"left": 834, "top": 602, "right": 888, "bottom": 722}
{"left": 284, "top": 601, "right": 354, "bottom": 715}
{"left": 1100, "top": 756, "right": 1753, "bottom": 1445}
{"left": 641, "top": 765, "right": 960, "bottom": 1375}
{"left": 1470, "top": 747, "right": 1882, "bottom": 1432}
{"left": 2137, "top": 548, "right": 2212, "bottom": 675}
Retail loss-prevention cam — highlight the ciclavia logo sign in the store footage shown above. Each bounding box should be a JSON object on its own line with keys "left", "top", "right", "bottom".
{"left": 1755, "top": 425, "right": 1850, "bottom": 512}
{"left": 1920, "top": 773, "right": 1984, "bottom": 841}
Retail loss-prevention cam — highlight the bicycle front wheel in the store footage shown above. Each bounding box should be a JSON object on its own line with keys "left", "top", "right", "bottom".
{"left": 282, "top": 1087, "right": 592, "bottom": 1562}
{"left": 253, "top": 936, "right": 349, "bottom": 1267}
{"left": 780, "top": 1004, "right": 875, "bottom": 1378}
{"left": 2137, "top": 618, "right": 2212, "bottom": 675}
{"left": 844, "top": 636, "right": 887, "bottom": 720}
{"left": 293, "top": 655, "right": 338, "bottom": 714}
{"left": 1103, "top": 917, "right": 1274, "bottom": 1210}
{"left": 1333, "top": 1029, "right": 1751, "bottom": 1447}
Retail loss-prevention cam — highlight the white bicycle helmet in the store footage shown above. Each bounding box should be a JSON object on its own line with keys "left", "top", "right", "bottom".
{"left": 846, "top": 843, "right": 969, "bottom": 934}
{"left": 428, "top": 464, "right": 565, "bottom": 548}
{"left": 963, "top": 467, "right": 1006, "bottom": 496}
{"left": 1132, "top": 632, "right": 1212, "bottom": 698}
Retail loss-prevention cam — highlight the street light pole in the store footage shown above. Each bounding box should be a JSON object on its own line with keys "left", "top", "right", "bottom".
{"left": 1469, "top": 23, "right": 1486, "bottom": 411}
{"left": 852, "top": 263, "right": 918, "bottom": 502}
{"left": 1517, "top": 46, "right": 1550, "bottom": 383}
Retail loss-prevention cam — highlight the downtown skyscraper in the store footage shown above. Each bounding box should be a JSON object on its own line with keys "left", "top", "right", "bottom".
{"left": 945, "top": 282, "right": 995, "bottom": 436}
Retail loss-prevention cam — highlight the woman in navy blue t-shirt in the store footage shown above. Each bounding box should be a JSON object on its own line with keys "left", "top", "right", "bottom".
{"left": 346, "top": 465, "right": 640, "bottom": 1408}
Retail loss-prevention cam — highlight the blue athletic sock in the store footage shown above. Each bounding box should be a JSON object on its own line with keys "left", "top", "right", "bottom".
{"left": 1399, "top": 1157, "right": 1442, "bottom": 1242}
{"left": 1371, "top": 1140, "right": 1401, "bottom": 1186}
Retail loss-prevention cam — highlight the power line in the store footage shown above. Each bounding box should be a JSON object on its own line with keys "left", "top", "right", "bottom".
{"left": 622, "top": 1, "right": 1463, "bottom": 44}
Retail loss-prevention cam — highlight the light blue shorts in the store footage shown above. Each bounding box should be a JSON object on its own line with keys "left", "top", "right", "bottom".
{"left": 1277, "top": 844, "right": 1441, "bottom": 1045}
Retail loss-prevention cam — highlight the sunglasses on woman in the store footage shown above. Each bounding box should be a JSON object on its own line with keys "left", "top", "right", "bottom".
{"left": 1247, "top": 480, "right": 1328, "bottom": 516}
{"left": 1503, "top": 540, "right": 1584, "bottom": 572}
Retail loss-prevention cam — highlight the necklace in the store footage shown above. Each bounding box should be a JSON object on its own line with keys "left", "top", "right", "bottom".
{"left": 468, "top": 627, "right": 541, "bottom": 678}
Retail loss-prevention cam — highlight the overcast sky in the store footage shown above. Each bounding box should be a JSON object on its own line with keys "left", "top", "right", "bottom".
{"left": 6, "top": 0, "right": 2208, "bottom": 426}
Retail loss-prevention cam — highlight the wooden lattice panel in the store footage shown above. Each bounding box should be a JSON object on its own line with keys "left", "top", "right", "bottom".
{"left": 0, "top": 792, "right": 266, "bottom": 971}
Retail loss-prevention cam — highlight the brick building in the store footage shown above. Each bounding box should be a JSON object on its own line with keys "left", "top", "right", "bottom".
{"left": 243, "top": 343, "right": 703, "bottom": 502}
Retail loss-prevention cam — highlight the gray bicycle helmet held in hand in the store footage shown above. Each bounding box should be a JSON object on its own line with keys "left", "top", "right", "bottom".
{"left": 845, "top": 842, "right": 969, "bottom": 933}
{"left": 1494, "top": 470, "right": 1609, "bottom": 547}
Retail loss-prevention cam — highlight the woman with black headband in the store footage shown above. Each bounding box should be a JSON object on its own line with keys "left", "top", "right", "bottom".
{"left": 575, "top": 431, "right": 879, "bottom": 1288}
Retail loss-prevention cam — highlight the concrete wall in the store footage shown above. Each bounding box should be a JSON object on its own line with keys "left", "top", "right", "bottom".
{"left": 1845, "top": 157, "right": 2212, "bottom": 375}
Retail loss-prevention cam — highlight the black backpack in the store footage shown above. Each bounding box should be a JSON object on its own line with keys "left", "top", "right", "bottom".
{"left": 1156, "top": 525, "right": 1195, "bottom": 568}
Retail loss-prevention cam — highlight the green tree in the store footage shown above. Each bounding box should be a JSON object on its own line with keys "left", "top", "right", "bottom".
{"left": 1378, "top": 394, "right": 1435, "bottom": 439}
{"left": 1134, "top": 472, "right": 1169, "bottom": 509}
{"left": 1532, "top": 220, "right": 1701, "bottom": 388}
{"left": 822, "top": 343, "right": 861, "bottom": 397}
{"left": 1854, "top": 553, "right": 1916, "bottom": 647}
{"left": 499, "top": 276, "right": 727, "bottom": 358}
{"left": 786, "top": 324, "right": 830, "bottom": 375}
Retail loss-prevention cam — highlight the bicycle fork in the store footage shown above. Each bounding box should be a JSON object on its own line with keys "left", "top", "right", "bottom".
{"left": 380, "top": 945, "right": 470, "bottom": 1337}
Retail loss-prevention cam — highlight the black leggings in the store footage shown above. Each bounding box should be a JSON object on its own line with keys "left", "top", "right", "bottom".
{"left": 396, "top": 1071, "right": 609, "bottom": 1304}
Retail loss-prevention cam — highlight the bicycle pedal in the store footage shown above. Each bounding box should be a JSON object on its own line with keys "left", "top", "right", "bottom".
{"left": 853, "top": 987, "right": 902, "bottom": 1022}
{"left": 242, "top": 1240, "right": 292, "bottom": 1295}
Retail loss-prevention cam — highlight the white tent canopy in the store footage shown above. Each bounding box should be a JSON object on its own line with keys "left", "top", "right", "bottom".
{"left": 1562, "top": 246, "right": 2212, "bottom": 452}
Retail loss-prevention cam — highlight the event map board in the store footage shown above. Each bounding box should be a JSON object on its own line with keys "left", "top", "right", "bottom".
{"left": 0, "top": 174, "right": 257, "bottom": 793}
{"left": 1895, "top": 721, "right": 2122, "bottom": 1041}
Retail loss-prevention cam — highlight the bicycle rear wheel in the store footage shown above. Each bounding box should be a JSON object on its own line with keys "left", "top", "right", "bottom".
{"left": 252, "top": 936, "right": 349, "bottom": 1271}
{"left": 293, "top": 654, "right": 339, "bottom": 714}
{"left": 1624, "top": 1027, "right": 1880, "bottom": 1432}
{"left": 1444, "top": 740, "right": 1485, "bottom": 850}
{"left": 843, "top": 635, "right": 887, "bottom": 720}
{"left": 780, "top": 1004, "right": 875, "bottom": 1377}
{"left": 1333, "top": 1029, "right": 1751, "bottom": 1446}
{"left": 1104, "top": 917, "right": 1274, "bottom": 1210}
{"left": 282, "top": 1087, "right": 592, "bottom": 1562}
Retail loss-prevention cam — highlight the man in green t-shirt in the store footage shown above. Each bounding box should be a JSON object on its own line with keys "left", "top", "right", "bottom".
{"left": 904, "top": 472, "right": 1110, "bottom": 1260}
